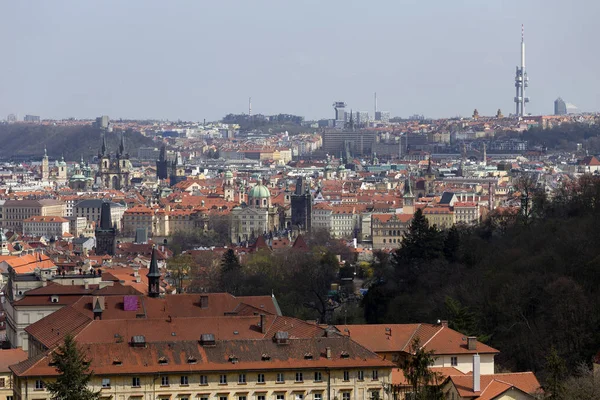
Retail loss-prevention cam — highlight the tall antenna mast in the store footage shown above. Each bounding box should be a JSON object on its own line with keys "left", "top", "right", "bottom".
{"left": 248, "top": 97, "right": 252, "bottom": 117}
{"left": 514, "top": 24, "right": 529, "bottom": 117}
{"left": 374, "top": 92, "right": 378, "bottom": 120}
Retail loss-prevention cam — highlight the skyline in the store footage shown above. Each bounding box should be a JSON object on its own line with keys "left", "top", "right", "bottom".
{"left": 1, "top": 0, "right": 599, "bottom": 121}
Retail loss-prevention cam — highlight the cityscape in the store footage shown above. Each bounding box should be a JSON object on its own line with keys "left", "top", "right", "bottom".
{"left": 1, "top": 2, "right": 600, "bottom": 400}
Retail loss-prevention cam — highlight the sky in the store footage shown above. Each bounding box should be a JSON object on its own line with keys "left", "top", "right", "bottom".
{"left": 1, "top": 0, "right": 599, "bottom": 122}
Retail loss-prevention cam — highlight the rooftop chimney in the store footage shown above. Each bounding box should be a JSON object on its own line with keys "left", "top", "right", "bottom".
{"left": 467, "top": 336, "right": 477, "bottom": 351}
{"left": 260, "top": 314, "right": 267, "bottom": 334}
{"left": 440, "top": 320, "right": 448, "bottom": 328}
{"left": 473, "top": 354, "right": 480, "bottom": 392}
{"left": 200, "top": 295, "right": 208, "bottom": 309}
{"left": 326, "top": 347, "right": 332, "bottom": 359}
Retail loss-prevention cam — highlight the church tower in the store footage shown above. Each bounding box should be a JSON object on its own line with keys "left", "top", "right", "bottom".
{"left": 147, "top": 245, "right": 161, "bottom": 298}
{"left": 223, "top": 170, "right": 235, "bottom": 201}
{"left": 95, "top": 202, "right": 117, "bottom": 255}
{"left": 403, "top": 175, "right": 415, "bottom": 215}
{"left": 57, "top": 155, "right": 67, "bottom": 184}
{"left": 41, "top": 147, "right": 49, "bottom": 180}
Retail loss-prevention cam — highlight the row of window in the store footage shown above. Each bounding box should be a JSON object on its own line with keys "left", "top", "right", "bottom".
{"left": 93, "top": 370, "right": 379, "bottom": 389}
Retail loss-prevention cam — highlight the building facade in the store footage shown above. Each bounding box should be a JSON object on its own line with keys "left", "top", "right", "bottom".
{"left": 97, "top": 133, "right": 132, "bottom": 190}
{"left": 1, "top": 200, "right": 65, "bottom": 232}
{"left": 22, "top": 216, "right": 70, "bottom": 238}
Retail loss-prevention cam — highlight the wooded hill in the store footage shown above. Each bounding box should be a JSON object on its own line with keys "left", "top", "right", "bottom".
{"left": 0, "top": 124, "right": 154, "bottom": 161}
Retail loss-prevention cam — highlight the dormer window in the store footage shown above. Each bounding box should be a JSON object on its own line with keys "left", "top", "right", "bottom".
{"left": 158, "top": 356, "right": 168, "bottom": 365}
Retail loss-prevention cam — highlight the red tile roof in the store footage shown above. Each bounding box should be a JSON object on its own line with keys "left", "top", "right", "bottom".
{"left": 448, "top": 372, "right": 541, "bottom": 399}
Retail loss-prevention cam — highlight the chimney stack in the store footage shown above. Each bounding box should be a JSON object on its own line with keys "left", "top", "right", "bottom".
{"left": 260, "top": 314, "right": 267, "bottom": 334}
{"left": 440, "top": 320, "right": 448, "bottom": 328}
{"left": 473, "top": 354, "right": 480, "bottom": 392}
{"left": 326, "top": 347, "right": 332, "bottom": 359}
{"left": 467, "top": 336, "right": 477, "bottom": 351}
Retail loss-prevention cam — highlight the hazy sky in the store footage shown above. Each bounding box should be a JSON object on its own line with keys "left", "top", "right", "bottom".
{"left": 1, "top": 0, "right": 599, "bottom": 121}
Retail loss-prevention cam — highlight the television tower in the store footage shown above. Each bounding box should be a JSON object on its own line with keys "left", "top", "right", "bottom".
{"left": 514, "top": 24, "right": 529, "bottom": 117}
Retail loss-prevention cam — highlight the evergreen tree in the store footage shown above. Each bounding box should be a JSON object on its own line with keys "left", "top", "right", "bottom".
{"left": 45, "top": 334, "right": 100, "bottom": 400}
{"left": 220, "top": 249, "right": 242, "bottom": 294}
{"left": 545, "top": 347, "right": 567, "bottom": 400}
{"left": 401, "top": 337, "right": 444, "bottom": 400}
{"left": 397, "top": 209, "right": 443, "bottom": 261}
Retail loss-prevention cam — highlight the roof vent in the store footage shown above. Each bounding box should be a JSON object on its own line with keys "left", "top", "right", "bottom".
{"left": 228, "top": 355, "right": 238, "bottom": 364}
{"left": 261, "top": 353, "right": 271, "bottom": 361}
{"left": 304, "top": 352, "right": 313, "bottom": 360}
{"left": 112, "top": 358, "right": 122, "bottom": 365}
{"left": 187, "top": 356, "right": 197, "bottom": 364}
{"left": 158, "top": 356, "right": 168, "bottom": 365}
{"left": 340, "top": 351, "right": 350, "bottom": 359}
{"left": 274, "top": 331, "right": 289, "bottom": 345}
{"left": 200, "top": 333, "right": 216, "bottom": 347}
{"left": 131, "top": 335, "right": 146, "bottom": 347}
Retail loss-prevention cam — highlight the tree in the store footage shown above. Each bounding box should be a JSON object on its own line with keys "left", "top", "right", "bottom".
{"left": 400, "top": 337, "right": 444, "bottom": 400}
{"left": 167, "top": 253, "right": 192, "bottom": 294}
{"left": 544, "top": 346, "right": 567, "bottom": 400}
{"left": 45, "top": 334, "right": 100, "bottom": 400}
{"left": 397, "top": 209, "right": 443, "bottom": 261}
{"left": 219, "top": 249, "right": 242, "bottom": 295}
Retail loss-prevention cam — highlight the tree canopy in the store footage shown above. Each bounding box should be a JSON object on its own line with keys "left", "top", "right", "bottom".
{"left": 45, "top": 334, "right": 100, "bottom": 400}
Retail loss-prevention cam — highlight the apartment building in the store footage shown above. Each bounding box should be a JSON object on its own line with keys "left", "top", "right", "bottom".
{"left": 22, "top": 216, "right": 70, "bottom": 238}
{"left": 1, "top": 200, "right": 65, "bottom": 232}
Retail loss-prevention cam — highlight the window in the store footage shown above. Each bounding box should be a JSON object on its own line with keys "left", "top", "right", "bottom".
{"left": 0, "top": 378, "right": 5, "bottom": 388}
{"left": 342, "top": 393, "right": 350, "bottom": 400}
{"left": 450, "top": 356, "right": 458, "bottom": 366}
{"left": 100, "top": 378, "right": 111, "bottom": 388}
{"left": 372, "top": 370, "right": 378, "bottom": 380}
{"left": 200, "top": 375, "right": 208, "bottom": 385}
{"left": 181, "top": 376, "right": 189, "bottom": 385}
{"left": 314, "top": 394, "right": 322, "bottom": 400}
{"left": 161, "top": 376, "right": 169, "bottom": 386}
{"left": 258, "top": 396, "right": 266, "bottom": 400}
{"left": 257, "top": 373, "right": 265, "bottom": 383}
{"left": 200, "top": 397, "right": 209, "bottom": 400}
{"left": 276, "top": 373, "right": 284, "bottom": 383}
{"left": 132, "top": 377, "right": 140, "bottom": 387}
{"left": 7, "top": 396, "right": 13, "bottom": 400}
{"left": 357, "top": 371, "right": 364, "bottom": 381}
{"left": 238, "top": 373, "right": 246, "bottom": 384}
{"left": 294, "top": 395, "right": 303, "bottom": 400}
{"left": 314, "top": 372, "right": 322, "bottom": 382}
{"left": 343, "top": 371, "right": 350, "bottom": 381}
{"left": 295, "top": 372, "right": 303, "bottom": 382}
{"left": 220, "top": 396, "right": 228, "bottom": 400}
{"left": 220, "top": 375, "right": 227, "bottom": 384}
{"left": 239, "top": 396, "right": 246, "bottom": 400}
{"left": 276, "top": 395, "right": 285, "bottom": 400}
{"left": 35, "top": 380, "right": 45, "bottom": 390}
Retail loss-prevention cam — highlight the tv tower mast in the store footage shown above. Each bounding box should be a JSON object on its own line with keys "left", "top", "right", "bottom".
{"left": 514, "top": 24, "right": 529, "bottom": 117}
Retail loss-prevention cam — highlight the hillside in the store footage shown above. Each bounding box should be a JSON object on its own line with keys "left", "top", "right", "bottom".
{"left": 0, "top": 124, "right": 155, "bottom": 161}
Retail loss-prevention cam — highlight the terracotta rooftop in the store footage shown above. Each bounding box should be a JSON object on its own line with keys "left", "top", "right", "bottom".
{"left": 334, "top": 324, "right": 499, "bottom": 355}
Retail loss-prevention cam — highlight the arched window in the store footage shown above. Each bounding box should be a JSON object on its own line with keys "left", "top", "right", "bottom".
{"left": 383, "top": 239, "right": 386, "bottom": 244}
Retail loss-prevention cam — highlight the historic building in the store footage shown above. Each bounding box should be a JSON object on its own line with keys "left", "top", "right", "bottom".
{"left": 68, "top": 157, "right": 94, "bottom": 190}
{"left": 156, "top": 145, "right": 185, "bottom": 186}
{"left": 97, "top": 133, "right": 132, "bottom": 190}
{"left": 230, "top": 182, "right": 280, "bottom": 244}
{"left": 291, "top": 176, "right": 312, "bottom": 232}
{"left": 95, "top": 202, "right": 117, "bottom": 256}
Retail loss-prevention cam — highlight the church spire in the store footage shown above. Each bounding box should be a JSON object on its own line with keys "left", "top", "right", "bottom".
{"left": 101, "top": 133, "right": 107, "bottom": 156}
{"left": 119, "top": 133, "right": 125, "bottom": 156}
{"left": 147, "top": 245, "right": 161, "bottom": 298}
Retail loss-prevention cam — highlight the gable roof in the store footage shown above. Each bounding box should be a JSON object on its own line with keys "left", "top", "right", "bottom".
{"left": 447, "top": 372, "right": 541, "bottom": 399}
{"left": 334, "top": 324, "right": 499, "bottom": 355}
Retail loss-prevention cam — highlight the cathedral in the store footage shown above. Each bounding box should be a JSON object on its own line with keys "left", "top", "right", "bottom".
{"left": 97, "top": 133, "right": 132, "bottom": 190}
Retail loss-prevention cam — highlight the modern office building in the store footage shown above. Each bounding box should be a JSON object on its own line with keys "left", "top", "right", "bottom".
{"left": 321, "top": 130, "right": 377, "bottom": 157}
{"left": 554, "top": 97, "right": 567, "bottom": 115}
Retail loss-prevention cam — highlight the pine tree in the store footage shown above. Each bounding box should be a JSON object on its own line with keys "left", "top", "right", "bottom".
{"left": 401, "top": 337, "right": 444, "bottom": 400}
{"left": 45, "top": 334, "right": 100, "bottom": 400}
{"left": 220, "top": 249, "right": 242, "bottom": 294}
{"left": 397, "top": 209, "right": 443, "bottom": 261}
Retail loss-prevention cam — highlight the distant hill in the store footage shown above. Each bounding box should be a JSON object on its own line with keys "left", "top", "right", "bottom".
{"left": 0, "top": 124, "right": 155, "bottom": 161}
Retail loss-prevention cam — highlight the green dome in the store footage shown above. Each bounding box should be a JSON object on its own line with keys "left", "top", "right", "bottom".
{"left": 225, "top": 170, "right": 233, "bottom": 178}
{"left": 70, "top": 174, "right": 86, "bottom": 180}
{"left": 325, "top": 164, "right": 333, "bottom": 171}
{"left": 248, "top": 184, "right": 271, "bottom": 199}
{"left": 337, "top": 164, "right": 345, "bottom": 171}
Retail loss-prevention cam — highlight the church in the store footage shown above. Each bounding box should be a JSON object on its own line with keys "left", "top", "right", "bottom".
{"left": 97, "top": 133, "right": 132, "bottom": 190}
{"left": 229, "top": 182, "right": 280, "bottom": 244}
